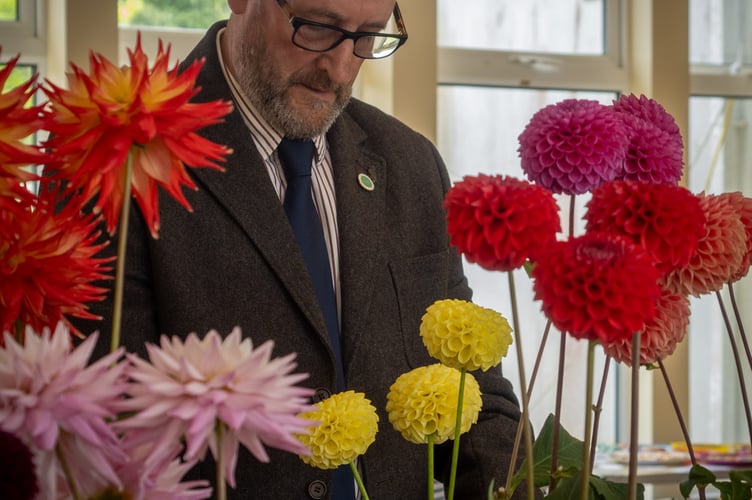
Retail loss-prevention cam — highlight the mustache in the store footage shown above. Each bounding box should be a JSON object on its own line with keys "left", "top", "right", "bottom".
{"left": 289, "top": 70, "right": 346, "bottom": 94}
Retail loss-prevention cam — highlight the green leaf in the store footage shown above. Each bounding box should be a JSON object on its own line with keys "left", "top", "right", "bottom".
{"left": 680, "top": 463, "right": 717, "bottom": 498}
{"left": 544, "top": 475, "right": 644, "bottom": 500}
{"left": 511, "top": 413, "right": 584, "bottom": 490}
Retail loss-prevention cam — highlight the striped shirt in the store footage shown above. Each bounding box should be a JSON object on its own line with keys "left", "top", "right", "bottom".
{"left": 215, "top": 28, "right": 342, "bottom": 317}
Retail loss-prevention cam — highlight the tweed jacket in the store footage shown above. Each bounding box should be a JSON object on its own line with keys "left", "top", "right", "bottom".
{"left": 84, "top": 21, "right": 525, "bottom": 500}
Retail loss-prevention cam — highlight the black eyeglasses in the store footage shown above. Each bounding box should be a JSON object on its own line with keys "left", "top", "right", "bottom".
{"left": 276, "top": 0, "right": 408, "bottom": 59}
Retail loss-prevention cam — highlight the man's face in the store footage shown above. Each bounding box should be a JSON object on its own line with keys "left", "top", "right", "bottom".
{"left": 231, "top": 0, "right": 396, "bottom": 139}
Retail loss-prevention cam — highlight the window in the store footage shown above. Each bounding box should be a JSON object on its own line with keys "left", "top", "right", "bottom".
{"left": 687, "top": 0, "right": 752, "bottom": 445}
{"left": 436, "top": 0, "right": 625, "bottom": 445}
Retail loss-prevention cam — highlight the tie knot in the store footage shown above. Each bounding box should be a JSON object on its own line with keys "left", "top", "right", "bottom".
{"left": 278, "top": 138, "right": 315, "bottom": 179}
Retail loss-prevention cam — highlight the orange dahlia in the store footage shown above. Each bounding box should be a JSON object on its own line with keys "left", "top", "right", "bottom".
{"left": 43, "top": 37, "right": 233, "bottom": 238}
{"left": 584, "top": 180, "right": 705, "bottom": 276}
{"left": 0, "top": 52, "right": 47, "bottom": 196}
{"left": 0, "top": 196, "right": 112, "bottom": 340}
{"left": 663, "top": 192, "right": 747, "bottom": 297}
{"left": 729, "top": 193, "right": 752, "bottom": 282}
{"left": 602, "top": 285, "right": 690, "bottom": 366}
{"left": 444, "top": 174, "right": 560, "bottom": 271}
{"left": 532, "top": 232, "right": 661, "bottom": 343}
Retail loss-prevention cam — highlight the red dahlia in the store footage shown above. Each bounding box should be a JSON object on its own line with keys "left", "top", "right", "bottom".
{"left": 532, "top": 232, "right": 661, "bottom": 343}
{"left": 444, "top": 174, "right": 561, "bottom": 271}
{"left": 584, "top": 180, "right": 705, "bottom": 275}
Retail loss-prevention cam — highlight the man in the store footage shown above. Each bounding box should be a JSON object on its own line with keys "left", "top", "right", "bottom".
{"left": 90, "top": 0, "right": 526, "bottom": 497}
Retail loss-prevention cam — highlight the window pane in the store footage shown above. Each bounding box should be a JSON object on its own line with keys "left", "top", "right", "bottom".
{"left": 0, "top": 0, "right": 17, "bottom": 21}
{"left": 118, "top": 0, "right": 229, "bottom": 29}
{"left": 437, "top": 0, "right": 605, "bottom": 55}
{"left": 690, "top": 0, "right": 752, "bottom": 66}
{"left": 687, "top": 96, "right": 752, "bottom": 445}
{"left": 436, "top": 86, "right": 620, "bottom": 443}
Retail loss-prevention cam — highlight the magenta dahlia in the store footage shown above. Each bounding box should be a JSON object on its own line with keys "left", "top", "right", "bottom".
{"left": 518, "top": 99, "right": 628, "bottom": 194}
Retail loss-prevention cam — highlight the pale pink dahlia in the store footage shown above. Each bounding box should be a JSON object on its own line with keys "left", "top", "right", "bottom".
{"left": 115, "top": 327, "right": 315, "bottom": 489}
{"left": 0, "top": 324, "right": 127, "bottom": 499}
{"left": 584, "top": 180, "right": 705, "bottom": 276}
{"left": 602, "top": 285, "right": 690, "bottom": 366}
{"left": 663, "top": 192, "right": 747, "bottom": 296}
{"left": 518, "top": 99, "right": 628, "bottom": 194}
{"left": 109, "top": 441, "right": 211, "bottom": 500}
{"left": 444, "top": 174, "right": 560, "bottom": 271}
{"left": 611, "top": 94, "right": 684, "bottom": 185}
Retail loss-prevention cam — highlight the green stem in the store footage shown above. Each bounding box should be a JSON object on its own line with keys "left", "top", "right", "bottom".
{"left": 427, "top": 434, "right": 435, "bottom": 500}
{"left": 728, "top": 281, "right": 751, "bottom": 372}
{"left": 579, "top": 340, "right": 596, "bottom": 500}
{"left": 627, "top": 332, "right": 640, "bottom": 500}
{"left": 110, "top": 152, "right": 133, "bottom": 353}
{"left": 506, "top": 270, "right": 534, "bottom": 500}
{"left": 350, "top": 462, "right": 370, "bottom": 500}
{"left": 216, "top": 423, "right": 227, "bottom": 500}
{"left": 56, "top": 441, "right": 83, "bottom": 500}
{"left": 446, "top": 368, "right": 466, "bottom": 500}
{"left": 588, "top": 356, "right": 611, "bottom": 472}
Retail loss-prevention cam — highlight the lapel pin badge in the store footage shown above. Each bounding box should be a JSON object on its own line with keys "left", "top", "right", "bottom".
{"left": 357, "top": 173, "right": 375, "bottom": 191}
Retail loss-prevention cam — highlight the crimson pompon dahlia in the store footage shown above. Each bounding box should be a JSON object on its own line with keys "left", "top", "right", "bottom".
{"left": 602, "top": 284, "right": 690, "bottom": 366}
{"left": 517, "top": 98, "right": 629, "bottom": 195}
{"left": 663, "top": 192, "right": 747, "bottom": 297}
{"left": 0, "top": 196, "right": 112, "bottom": 341}
{"left": 114, "top": 327, "right": 315, "bottom": 489}
{"left": 0, "top": 429, "right": 39, "bottom": 500}
{"left": 444, "top": 174, "right": 560, "bottom": 271}
{"left": 0, "top": 324, "right": 127, "bottom": 500}
{"left": 611, "top": 93, "right": 684, "bottom": 185}
{"left": 532, "top": 232, "right": 661, "bottom": 343}
{"left": 43, "top": 37, "right": 233, "bottom": 238}
{"left": 584, "top": 180, "right": 705, "bottom": 276}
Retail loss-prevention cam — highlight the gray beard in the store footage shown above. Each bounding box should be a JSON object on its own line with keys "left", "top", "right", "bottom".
{"left": 233, "top": 35, "right": 351, "bottom": 139}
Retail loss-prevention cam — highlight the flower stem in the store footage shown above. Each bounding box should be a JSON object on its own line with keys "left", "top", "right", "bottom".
{"left": 350, "top": 462, "right": 370, "bottom": 500}
{"left": 715, "top": 289, "right": 752, "bottom": 444}
{"left": 548, "top": 331, "right": 567, "bottom": 492}
{"left": 446, "top": 368, "right": 467, "bottom": 500}
{"left": 657, "top": 359, "right": 706, "bottom": 500}
{"left": 216, "top": 423, "right": 227, "bottom": 500}
{"left": 427, "top": 434, "right": 435, "bottom": 500}
{"left": 589, "top": 356, "right": 611, "bottom": 472}
{"left": 579, "top": 340, "right": 596, "bottom": 500}
{"left": 56, "top": 442, "right": 83, "bottom": 500}
{"left": 110, "top": 152, "right": 133, "bottom": 353}
{"left": 504, "top": 319, "right": 552, "bottom": 494}
{"left": 728, "top": 281, "right": 752, "bottom": 372}
{"left": 627, "top": 332, "right": 640, "bottom": 500}
{"left": 506, "top": 270, "right": 535, "bottom": 500}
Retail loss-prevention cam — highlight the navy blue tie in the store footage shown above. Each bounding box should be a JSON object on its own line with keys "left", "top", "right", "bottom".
{"left": 278, "top": 138, "right": 354, "bottom": 500}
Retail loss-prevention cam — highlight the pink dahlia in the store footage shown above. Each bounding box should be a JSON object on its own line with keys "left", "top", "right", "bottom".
{"left": 584, "top": 180, "right": 705, "bottom": 275}
{"left": 115, "top": 327, "right": 315, "bottom": 489}
{"left": 532, "top": 232, "right": 661, "bottom": 343}
{"left": 0, "top": 324, "right": 127, "bottom": 499}
{"left": 444, "top": 174, "right": 561, "bottom": 271}
{"left": 602, "top": 285, "right": 690, "bottom": 365}
{"left": 518, "top": 98, "right": 628, "bottom": 194}
{"left": 108, "top": 441, "right": 211, "bottom": 500}
{"left": 663, "top": 192, "right": 747, "bottom": 296}
{"left": 611, "top": 94, "right": 684, "bottom": 185}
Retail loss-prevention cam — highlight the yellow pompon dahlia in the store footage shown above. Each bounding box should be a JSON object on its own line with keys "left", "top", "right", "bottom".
{"left": 386, "top": 364, "right": 482, "bottom": 445}
{"left": 420, "top": 299, "right": 513, "bottom": 372}
{"left": 297, "top": 391, "right": 379, "bottom": 469}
